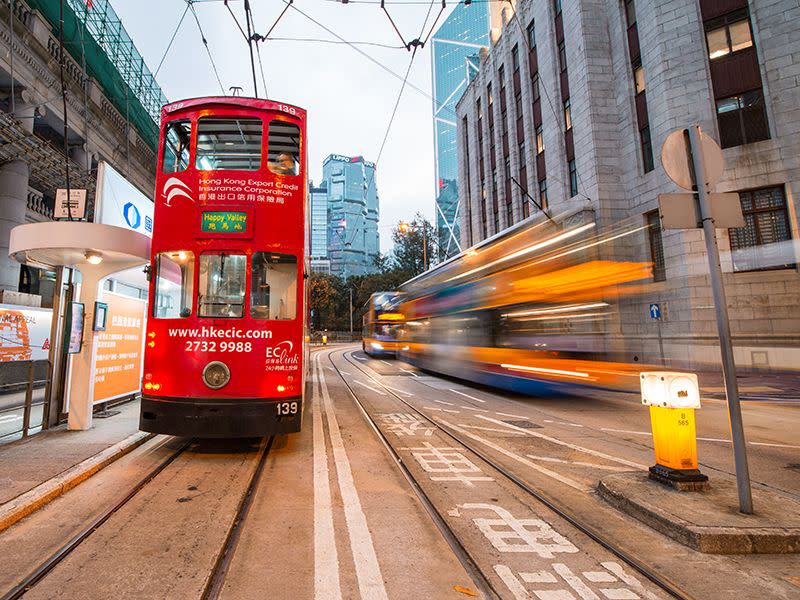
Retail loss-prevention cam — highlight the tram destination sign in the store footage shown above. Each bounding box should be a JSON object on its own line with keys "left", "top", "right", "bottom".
{"left": 200, "top": 211, "right": 248, "bottom": 234}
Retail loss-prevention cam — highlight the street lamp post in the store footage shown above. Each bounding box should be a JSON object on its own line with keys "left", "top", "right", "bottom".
{"left": 399, "top": 220, "right": 431, "bottom": 272}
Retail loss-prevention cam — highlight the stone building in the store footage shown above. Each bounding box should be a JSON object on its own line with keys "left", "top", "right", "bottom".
{"left": 455, "top": 0, "right": 799, "bottom": 370}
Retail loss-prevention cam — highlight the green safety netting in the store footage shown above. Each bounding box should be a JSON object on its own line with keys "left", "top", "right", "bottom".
{"left": 26, "top": 0, "right": 168, "bottom": 151}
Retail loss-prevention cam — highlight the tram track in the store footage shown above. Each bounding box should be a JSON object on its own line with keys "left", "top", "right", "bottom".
{"left": 2, "top": 435, "right": 274, "bottom": 600}
{"left": 330, "top": 348, "right": 693, "bottom": 600}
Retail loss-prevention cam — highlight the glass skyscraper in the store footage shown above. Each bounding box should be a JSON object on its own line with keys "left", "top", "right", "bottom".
{"left": 321, "top": 154, "right": 380, "bottom": 278}
{"left": 310, "top": 182, "right": 330, "bottom": 274}
{"left": 431, "top": 2, "right": 493, "bottom": 258}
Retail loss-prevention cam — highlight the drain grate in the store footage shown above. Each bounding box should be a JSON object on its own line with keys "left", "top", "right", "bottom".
{"left": 503, "top": 420, "right": 542, "bottom": 429}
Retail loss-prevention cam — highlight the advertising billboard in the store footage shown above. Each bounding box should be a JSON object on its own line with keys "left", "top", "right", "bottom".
{"left": 0, "top": 305, "right": 52, "bottom": 362}
{"left": 94, "top": 161, "right": 154, "bottom": 238}
{"left": 93, "top": 292, "right": 146, "bottom": 404}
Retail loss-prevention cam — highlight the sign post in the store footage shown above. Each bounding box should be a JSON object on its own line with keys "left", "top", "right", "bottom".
{"left": 660, "top": 126, "right": 753, "bottom": 514}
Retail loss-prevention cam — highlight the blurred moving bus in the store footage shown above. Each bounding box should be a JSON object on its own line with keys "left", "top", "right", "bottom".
{"left": 362, "top": 292, "right": 406, "bottom": 357}
{"left": 399, "top": 210, "right": 654, "bottom": 396}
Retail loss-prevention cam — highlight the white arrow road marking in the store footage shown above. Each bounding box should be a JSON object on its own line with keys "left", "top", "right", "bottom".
{"left": 449, "top": 389, "right": 487, "bottom": 403}
{"left": 526, "top": 455, "right": 631, "bottom": 472}
{"left": 353, "top": 380, "right": 387, "bottom": 396}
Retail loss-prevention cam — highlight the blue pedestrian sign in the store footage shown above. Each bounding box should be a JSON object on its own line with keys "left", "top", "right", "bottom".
{"left": 649, "top": 303, "right": 662, "bottom": 320}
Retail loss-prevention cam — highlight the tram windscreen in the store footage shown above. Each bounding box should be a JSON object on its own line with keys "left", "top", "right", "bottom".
{"left": 154, "top": 251, "right": 194, "bottom": 318}
{"left": 198, "top": 253, "right": 247, "bottom": 318}
{"left": 196, "top": 118, "right": 262, "bottom": 171}
{"left": 251, "top": 253, "right": 297, "bottom": 320}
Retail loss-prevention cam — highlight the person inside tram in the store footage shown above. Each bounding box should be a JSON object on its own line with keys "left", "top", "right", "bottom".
{"left": 270, "top": 152, "right": 297, "bottom": 175}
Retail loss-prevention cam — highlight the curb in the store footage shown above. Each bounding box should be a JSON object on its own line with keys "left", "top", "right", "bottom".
{"left": 0, "top": 431, "right": 155, "bottom": 533}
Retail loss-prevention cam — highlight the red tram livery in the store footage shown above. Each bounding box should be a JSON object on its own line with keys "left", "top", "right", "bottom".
{"left": 140, "top": 97, "right": 308, "bottom": 437}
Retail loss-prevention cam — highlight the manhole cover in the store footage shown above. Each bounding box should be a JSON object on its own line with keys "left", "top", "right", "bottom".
{"left": 503, "top": 420, "right": 542, "bottom": 429}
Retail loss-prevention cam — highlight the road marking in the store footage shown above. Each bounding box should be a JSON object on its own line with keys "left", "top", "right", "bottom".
{"left": 383, "top": 384, "right": 414, "bottom": 397}
{"left": 339, "top": 370, "right": 352, "bottom": 375}
{"left": 449, "top": 389, "right": 487, "bottom": 403}
{"left": 460, "top": 405, "right": 489, "bottom": 413}
{"left": 600, "top": 428, "right": 651, "bottom": 437}
{"left": 439, "top": 420, "right": 585, "bottom": 491}
{"left": 477, "top": 415, "right": 647, "bottom": 470}
{"left": 424, "top": 406, "right": 460, "bottom": 414}
{"left": 380, "top": 360, "right": 393, "bottom": 367}
{"left": 751, "top": 441, "right": 800, "bottom": 449}
{"left": 353, "top": 380, "right": 387, "bottom": 396}
{"left": 311, "top": 359, "right": 343, "bottom": 600}
{"left": 526, "top": 455, "right": 631, "bottom": 472}
{"left": 317, "top": 355, "right": 388, "bottom": 600}
{"left": 434, "top": 399, "right": 456, "bottom": 406}
{"left": 459, "top": 424, "right": 526, "bottom": 436}
{"left": 543, "top": 419, "right": 583, "bottom": 428}
{"left": 496, "top": 411, "right": 527, "bottom": 419}
{"left": 400, "top": 368, "right": 419, "bottom": 378}
{"left": 354, "top": 355, "right": 368, "bottom": 361}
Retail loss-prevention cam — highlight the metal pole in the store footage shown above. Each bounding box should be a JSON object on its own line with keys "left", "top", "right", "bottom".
{"left": 349, "top": 287, "right": 353, "bottom": 339}
{"left": 22, "top": 360, "right": 33, "bottom": 437}
{"left": 423, "top": 224, "right": 428, "bottom": 271}
{"left": 687, "top": 125, "right": 753, "bottom": 514}
{"left": 243, "top": 0, "right": 259, "bottom": 98}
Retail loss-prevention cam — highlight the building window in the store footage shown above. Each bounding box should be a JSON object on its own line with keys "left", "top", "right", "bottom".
{"left": 519, "top": 141, "right": 526, "bottom": 163}
{"left": 539, "top": 179, "right": 548, "bottom": 209}
{"left": 476, "top": 98, "right": 482, "bottom": 119}
{"left": 633, "top": 64, "right": 645, "bottom": 94}
{"left": 716, "top": 90, "right": 770, "bottom": 148}
{"left": 515, "top": 94, "right": 522, "bottom": 116}
{"left": 563, "top": 98, "right": 572, "bottom": 130}
{"left": 640, "top": 126, "right": 654, "bottom": 173}
{"left": 624, "top": 0, "right": 636, "bottom": 27}
{"left": 705, "top": 10, "right": 753, "bottom": 61}
{"left": 553, "top": 0, "right": 562, "bottom": 15}
{"left": 536, "top": 126, "right": 544, "bottom": 154}
{"left": 499, "top": 65, "right": 505, "bottom": 89}
{"left": 506, "top": 202, "right": 514, "bottom": 226}
{"left": 512, "top": 45, "right": 519, "bottom": 71}
{"left": 532, "top": 75, "right": 540, "bottom": 102}
{"left": 527, "top": 20, "right": 536, "bottom": 48}
{"left": 646, "top": 211, "right": 666, "bottom": 282}
{"left": 558, "top": 42, "right": 567, "bottom": 73}
{"left": 729, "top": 187, "right": 794, "bottom": 272}
{"left": 568, "top": 159, "right": 578, "bottom": 197}
{"left": 487, "top": 83, "right": 493, "bottom": 108}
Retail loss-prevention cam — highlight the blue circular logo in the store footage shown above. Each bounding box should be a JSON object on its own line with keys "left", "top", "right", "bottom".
{"left": 123, "top": 202, "right": 141, "bottom": 229}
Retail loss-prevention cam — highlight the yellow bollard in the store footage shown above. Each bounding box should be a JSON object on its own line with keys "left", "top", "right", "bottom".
{"left": 640, "top": 372, "right": 708, "bottom": 490}
{"left": 322, "top": 334, "right": 327, "bottom": 346}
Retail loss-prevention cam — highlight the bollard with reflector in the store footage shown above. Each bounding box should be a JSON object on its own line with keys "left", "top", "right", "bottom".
{"left": 640, "top": 372, "right": 709, "bottom": 490}
{"left": 322, "top": 334, "right": 327, "bottom": 346}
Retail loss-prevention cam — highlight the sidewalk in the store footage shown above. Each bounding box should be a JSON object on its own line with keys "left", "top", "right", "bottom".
{"left": 0, "top": 401, "right": 149, "bottom": 530}
{"left": 699, "top": 371, "right": 800, "bottom": 401}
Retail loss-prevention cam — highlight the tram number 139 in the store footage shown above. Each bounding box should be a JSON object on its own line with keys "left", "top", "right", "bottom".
{"left": 277, "top": 401, "right": 299, "bottom": 416}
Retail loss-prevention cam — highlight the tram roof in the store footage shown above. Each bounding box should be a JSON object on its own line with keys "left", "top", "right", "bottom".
{"left": 162, "top": 97, "right": 307, "bottom": 118}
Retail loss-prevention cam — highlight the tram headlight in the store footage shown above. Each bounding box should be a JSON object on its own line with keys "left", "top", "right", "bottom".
{"left": 370, "top": 342, "right": 383, "bottom": 350}
{"left": 202, "top": 361, "right": 231, "bottom": 390}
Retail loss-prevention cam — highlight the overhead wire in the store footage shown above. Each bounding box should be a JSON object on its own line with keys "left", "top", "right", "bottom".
{"left": 265, "top": 36, "right": 405, "bottom": 49}
{"left": 154, "top": 2, "right": 190, "bottom": 77}
{"left": 188, "top": 1, "right": 226, "bottom": 94}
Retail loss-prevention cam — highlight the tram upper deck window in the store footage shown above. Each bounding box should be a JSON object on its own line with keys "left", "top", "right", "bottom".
{"left": 196, "top": 118, "right": 262, "bottom": 171}
{"left": 154, "top": 251, "right": 195, "bottom": 318}
{"left": 267, "top": 121, "right": 301, "bottom": 176}
{"left": 251, "top": 253, "right": 297, "bottom": 320}
{"left": 198, "top": 253, "right": 247, "bottom": 318}
{"left": 162, "top": 120, "right": 191, "bottom": 173}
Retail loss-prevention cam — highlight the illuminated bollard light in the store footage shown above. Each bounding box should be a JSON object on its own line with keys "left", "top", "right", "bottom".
{"left": 640, "top": 372, "right": 709, "bottom": 491}
{"left": 322, "top": 334, "right": 327, "bottom": 346}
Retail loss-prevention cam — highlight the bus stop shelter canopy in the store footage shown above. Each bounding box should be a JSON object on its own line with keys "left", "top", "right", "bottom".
{"left": 8, "top": 221, "right": 151, "bottom": 432}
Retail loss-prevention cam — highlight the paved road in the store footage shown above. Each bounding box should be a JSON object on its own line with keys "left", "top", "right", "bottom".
{"left": 2, "top": 345, "right": 797, "bottom": 599}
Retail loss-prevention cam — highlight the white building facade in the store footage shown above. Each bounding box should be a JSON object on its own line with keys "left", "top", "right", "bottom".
{"left": 456, "top": 0, "right": 800, "bottom": 370}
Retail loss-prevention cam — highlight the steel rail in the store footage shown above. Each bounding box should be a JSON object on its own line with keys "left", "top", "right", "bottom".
{"left": 336, "top": 348, "right": 694, "bottom": 600}
{"left": 322, "top": 350, "right": 502, "bottom": 600}
{"left": 202, "top": 435, "right": 275, "bottom": 600}
{"left": 1, "top": 437, "right": 194, "bottom": 600}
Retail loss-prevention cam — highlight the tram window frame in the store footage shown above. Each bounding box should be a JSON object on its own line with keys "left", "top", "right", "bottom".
{"left": 267, "top": 120, "right": 302, "bottom": 176}
{"left": 153, "top": 251, "right": 195, "bottom": 319}
{"left": 197, "top": 252, "right": 248, "bottom": 318}
{"left": 195, "top": 117, "right": 263, "bottom": 172}
{"left": 250, "top": 252, "right": 298, "bottom": 320}
{"left": 162, "top": 120, "right": 192, "bottom": 174}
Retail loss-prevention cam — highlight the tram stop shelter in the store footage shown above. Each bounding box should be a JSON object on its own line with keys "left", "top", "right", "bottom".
{"left": 8, "top": 221, "right": 150, "bottom": 431}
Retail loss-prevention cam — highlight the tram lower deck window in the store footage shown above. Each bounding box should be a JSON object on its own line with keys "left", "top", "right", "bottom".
{"left": 154, "top": 251, "right": 195, "bottom": 318}
{"left": 198, "top": 253, "right": 247, "bottom": 318}
{"left": 251, "top": 253, "right": 297, "bottom": 320}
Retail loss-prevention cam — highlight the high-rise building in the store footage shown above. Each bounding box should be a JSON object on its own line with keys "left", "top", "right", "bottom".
{"left": 309, "top": 182, "right": 330, "bottom": 274}
{"left": 456, "top": 0, "right": 800, "bottom": 371}
{"left": 431, "top": 2, "right": 505, "bottom": 259}
{"left": 321, "top": 154, "right": 380, "bottom": 278}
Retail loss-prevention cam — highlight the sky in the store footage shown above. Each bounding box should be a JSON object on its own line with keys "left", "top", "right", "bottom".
{"left": 113, "top": 0, "right": 459, "bottom": 254}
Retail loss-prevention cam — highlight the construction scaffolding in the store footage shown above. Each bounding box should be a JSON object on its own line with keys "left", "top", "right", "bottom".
{"left": 25, "top": 0, "right": 167, "bottom": 149}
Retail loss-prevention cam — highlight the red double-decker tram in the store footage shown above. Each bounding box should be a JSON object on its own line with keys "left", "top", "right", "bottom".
{"left": 140, "top": 97, "right": 308, "bottom": 437}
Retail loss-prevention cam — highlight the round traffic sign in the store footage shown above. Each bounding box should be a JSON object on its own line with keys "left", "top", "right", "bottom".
{"left": 661, "top": 128, "right": 724, "bottom": 190}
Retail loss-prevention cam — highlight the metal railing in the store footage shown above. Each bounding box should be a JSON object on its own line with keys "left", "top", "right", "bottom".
{"left": 0, "top": 360, "right": 50, "bottom": 444}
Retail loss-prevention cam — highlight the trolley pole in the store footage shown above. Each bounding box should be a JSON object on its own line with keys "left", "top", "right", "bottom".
{"left": 687, "top": 126, "right": 753, "bottom": 514}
